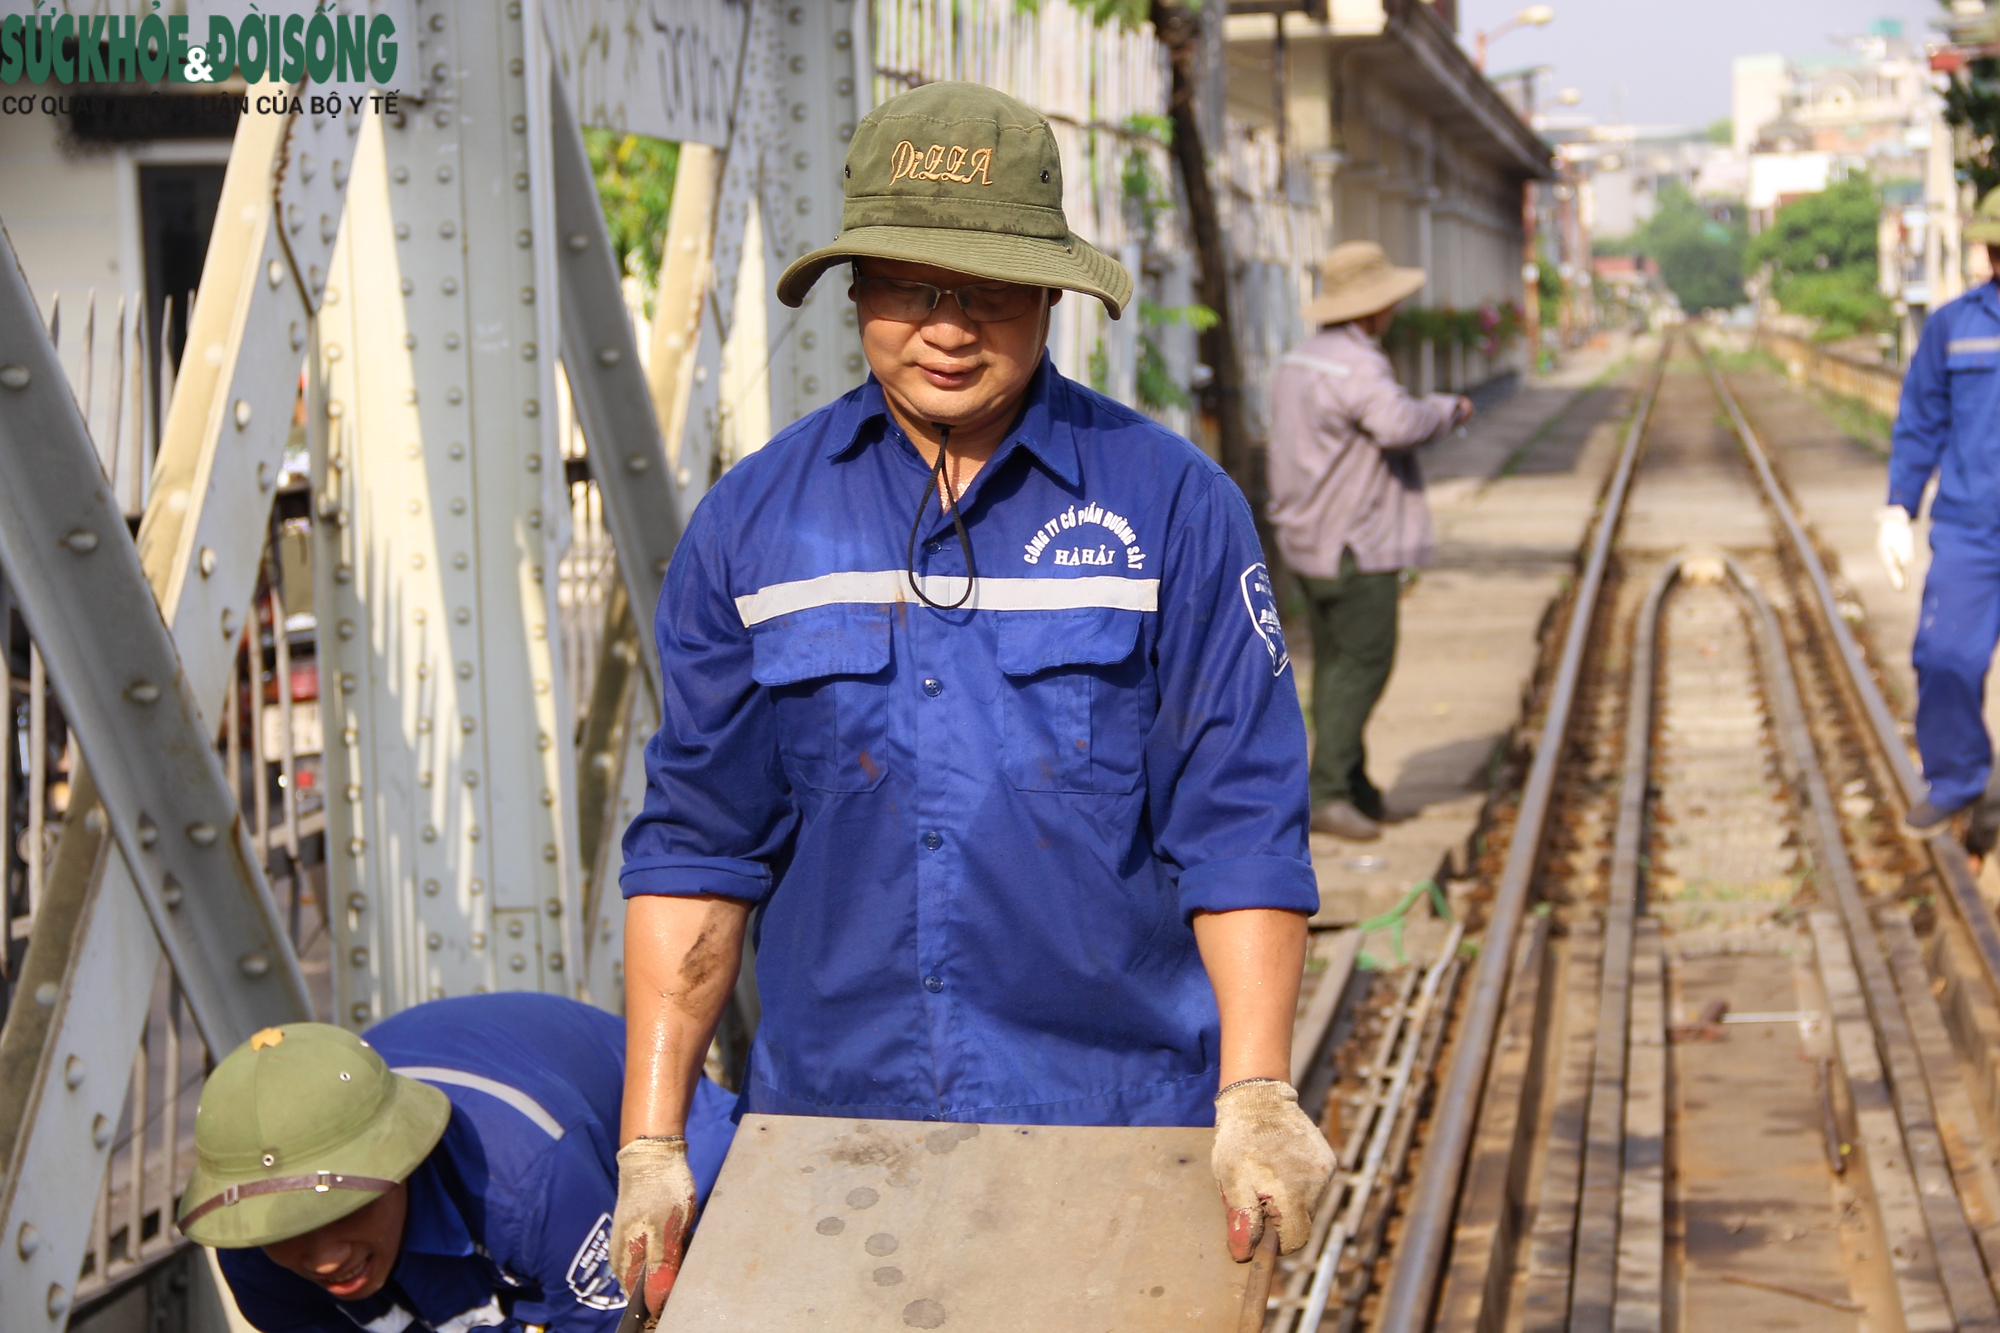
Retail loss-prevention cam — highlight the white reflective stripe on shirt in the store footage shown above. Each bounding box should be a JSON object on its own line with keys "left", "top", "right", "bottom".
{"left": 734, "top": 571, "right": 1159, "bottom": 627}
{"left": 434, "top": 1298, "right": 506, "bottom": 1333}
{"left": 1950, "top": 336, "right": 2000, "bottom": 354}
{"left": 391, "top": 1066, "right": 565, "bottom": 1140}
{"left": 352, "top": 1308, "right": 414, "bottom": 1333}
{"left": 1279, "top": 352, "right": 1353, "bottom": 377}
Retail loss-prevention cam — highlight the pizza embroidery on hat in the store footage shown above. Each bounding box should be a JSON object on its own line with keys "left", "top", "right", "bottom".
{"left": 890, "top": 141, "right": 995, "bottom": 186}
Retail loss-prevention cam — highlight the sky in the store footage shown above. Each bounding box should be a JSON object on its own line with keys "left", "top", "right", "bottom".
{"left": 1455, "top": 0, "right": 1950, "bottom": 130}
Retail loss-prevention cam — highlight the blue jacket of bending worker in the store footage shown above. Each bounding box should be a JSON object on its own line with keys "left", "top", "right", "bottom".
{"left": 619, "top": 361, "right": 1319, "bottom": 1126}
{"left": 191, "top": 995, "right": 737, "bottom": 1332}
{"left": 1889, "top": 266, "right": 2000, "bottom": 820}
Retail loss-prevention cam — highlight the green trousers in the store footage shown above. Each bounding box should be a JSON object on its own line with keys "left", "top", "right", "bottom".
{"left": 1298, "top": 552, "right": 1400, "bottom": 816}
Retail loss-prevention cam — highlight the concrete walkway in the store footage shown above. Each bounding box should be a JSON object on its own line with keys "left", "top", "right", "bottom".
{"left": 1288, "top": 335, "right": 1645, "bottom": 960}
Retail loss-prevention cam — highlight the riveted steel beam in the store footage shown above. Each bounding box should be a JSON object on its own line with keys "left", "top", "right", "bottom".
{"left": 549, "top": 68, "right": 682, "bottom": 698}
{"left": 0, "top": 88, "right": 365, "bottom": 1326}
{"left": 314, "top": 0, "right": 580, "bottom": 1024}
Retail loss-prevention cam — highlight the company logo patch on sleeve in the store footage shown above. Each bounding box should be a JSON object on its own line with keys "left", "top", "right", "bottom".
{"left": 1240, "top": 563, "right": 1290, "bottom": 676}
{"left": 565, "top": 1212, "right": 626, "bottom": 1311}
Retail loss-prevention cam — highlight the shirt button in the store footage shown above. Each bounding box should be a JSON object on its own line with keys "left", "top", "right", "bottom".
{"left": 922, "top": 678, "right": 942, "bottom": 697}
{"left": 925, "top": 539, "right": 942, "bottom": 555}
{"left": 923, "top": 975, "right": 944, "bottom": 993}
{"left": 922, "top": 830, "right": 943, "bottom": 851}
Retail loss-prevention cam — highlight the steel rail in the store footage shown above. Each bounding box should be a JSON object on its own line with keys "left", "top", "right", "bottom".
{"left": 1696, "top": 347, "right": 2000, "bottom": 1019}
{"left": 1375, "top": 342, "right": 1670, "bottom": 1330}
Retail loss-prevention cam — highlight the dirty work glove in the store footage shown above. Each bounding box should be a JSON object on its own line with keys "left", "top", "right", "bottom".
{"left": 611, "top": 1136, "right": 696, "bottom": 1321}
{"left": 1212, "top": 1078, "right": 1337, "bottom": 1261}
{"left": 1877, "top": 505, "right": 1913, "bottom": 592}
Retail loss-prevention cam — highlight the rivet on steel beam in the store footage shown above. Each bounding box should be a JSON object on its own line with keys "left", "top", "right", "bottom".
{"left": 350, "top": 1003, "right": 372, "bottom": 1025}
{"left": 290, "top": 321, "right": 305, "bottom": 350}
{"left": 422, "top": 823, "right": 438, "bottom": 843}
{"left": 510, "top": 955, "right": 527, "bottom": 972}
{"left": 427, "top": 933, "right": 442, "bottom": 951}
{"left": 62, "top": 529, "right": 98, "bottom": 553}
{"left": 436, "top": 165, "right": 453, "bottom": 183}
{"left": 350, "top": 948, "right": 368, "bottom": 968}
{"left": 198, "top": 546, "right": 217, "bottom": 577}
{"left": 347, "top": 837, "right": 366, "bottom": 857}
{"left": 468, "top": 825, "right": 482, "bottom": 843}
{"left": 0, "top": 364, "right": 29, "bottom": 389}
{"left": 337, "top": 620, "right": 356, "bottom": 640}
{"left": 545, "top": 898, "right": 562, "bottom": 917}
{"left": 521, "top": 342, "right": 537, "bottom": 361}
{"left": 519, "top": 286, "right": 534, "bottom": 305}
{"left": 538, "top": 733, "right": 553, "bottom": 751}
{"left": 126, "top": 681, "right": 160, "bottom": 704}
{"left": 597, "top": 347, "right": 621, "bottom": 367}
{"left": 137, "top": 816, "right": 158, "bottom": 848}
{"left": 543, "top": 843, "right": 559, "bottom": 863}
{"left": 625, "top": 454, "right": 649, "bottom": 474}
{"left": 566, "top": 233, "right": 588, "bottom": 252}
{"left": 17, "top": 1222, "right": 40, "bottom": 1258}
{"left": 234, "top": 399, "right": 252, "bottom": 429}
{"left": 423, "top": 879, "right": 439, "bottom": 896}
{"left": 33, "top": 982, "right": 57, "bottom": 1007}
{"left": 64, "top": 1056, "right": 84, "bottom": 1089}
{"left": 267, "top": 259, "right": 284, "bottom": 288}
{"left": 47, "top": 1283, "right": 70, "bottom": 1318}
{"left": 549, "top": 953, "right": 565, "bottom": 973}
{"left": 186, "top": 822, "right": 218, "bottom": 847}
{"left": 516, "top": 229, "right": 532, "bottom": 249}
{"left": 92, "top": 1115, "right": 111, "bottom": 1149}
{"left": 239, "top": 953, "right": 270, "bottom": 979}
{"left": 84, "top": 807, "right": 105, "bottom": 834}
{"left": 161, "top": 876, "right": 183, "bottom": 908}
{"left": 221, "top": 608, "right": 238, "bottom": 639}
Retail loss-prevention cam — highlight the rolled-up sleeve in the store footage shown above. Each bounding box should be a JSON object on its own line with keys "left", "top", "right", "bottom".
{"left": 1146, "top": 473, "right": 1318, "bottom": 919}
{"left": 619, "top": 495, "right": 793, "bottom": 903}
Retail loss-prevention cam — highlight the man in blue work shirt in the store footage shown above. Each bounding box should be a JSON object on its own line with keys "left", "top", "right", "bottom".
{"left": 179, "top": 995, "right": 736, "bottom": 1331}
{"left": 1883, "top": 188, "right": 2000, "bottom": 831}
{"left": 612, "top": 81, "right": 1333, "bottom": 1312}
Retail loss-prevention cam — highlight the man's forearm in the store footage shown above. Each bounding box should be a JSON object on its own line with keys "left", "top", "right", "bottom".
{"left": 621, "top": 894, "right": 751, "bottom": 1141}
{"left": 1192, "top": 908, "right": 1308, "bottom": 1086}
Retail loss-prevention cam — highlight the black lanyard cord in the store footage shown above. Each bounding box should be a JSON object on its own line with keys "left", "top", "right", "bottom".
{"left": 905, "top": 423, "right": 978, "bottom": 610}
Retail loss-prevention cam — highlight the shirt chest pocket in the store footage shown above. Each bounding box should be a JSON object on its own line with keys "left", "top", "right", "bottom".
{"left": 997, "top": 608, "right": 1145, "bottom": 795}
{"left": 751, "top": 610, "right": 893, "bottom": 793}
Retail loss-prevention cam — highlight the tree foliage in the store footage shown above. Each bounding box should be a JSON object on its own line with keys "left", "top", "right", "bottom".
{"left": 1943, "top": 55, "right": 2000, "bottom": 199}
{"left": 584, "top": 129, "right": 679, "bottom": 296}
{"left": 1624, "top": 182, "right": 1747, "bottom": 312}
{"left": 1744, "top": 177, "right": 1890, "bottom": 340}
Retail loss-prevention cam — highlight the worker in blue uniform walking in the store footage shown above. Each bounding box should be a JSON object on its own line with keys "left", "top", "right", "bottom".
{"left": 179, "top": 994, "right": 738, "bottom": 1332}
{"left": 1883, "top": 188, "right": 2000, "bottom": 832}
{"left": 612, "top": 81, "right": 1333, "bottom": 1312}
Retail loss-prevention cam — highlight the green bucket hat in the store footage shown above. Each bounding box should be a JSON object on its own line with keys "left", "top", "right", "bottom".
{"left": 775, "top": 80, "right": 1133, "bottom": 318}
{"left": 178, "top": 1023, "right": 450, "bottom": 1248}
{"left": 1969, "top": 187, "right": 2000, "bottom": 245}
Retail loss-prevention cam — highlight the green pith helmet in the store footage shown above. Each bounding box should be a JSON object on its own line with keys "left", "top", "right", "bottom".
{"left": 1969, "top": 187, "right": 2000, "bottom": 245}
{"left": 775, "top": 80, "right": 1133, "bottom": 317}
{"left": 177, "top": 1023, "right": 450, "bottom": 1248}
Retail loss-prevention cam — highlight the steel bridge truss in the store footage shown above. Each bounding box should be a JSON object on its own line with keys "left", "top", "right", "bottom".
{"left": 0, "top": 0, "right": 869, "bottom": 1322}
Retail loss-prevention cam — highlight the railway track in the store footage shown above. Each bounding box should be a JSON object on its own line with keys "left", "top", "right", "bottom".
{"left": 1270, "top": 332, "right": 2000, "bottom": 1330}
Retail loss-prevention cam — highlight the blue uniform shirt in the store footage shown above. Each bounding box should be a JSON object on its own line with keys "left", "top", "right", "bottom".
{"left": 217, "top": 994, "right": 738, "bottom": 1332}
{"left": 620, "top": 359, "right": 1316, "bottom": 1127}
{"left": 1892, "top": 280, "right": 2000, "bottom": 527}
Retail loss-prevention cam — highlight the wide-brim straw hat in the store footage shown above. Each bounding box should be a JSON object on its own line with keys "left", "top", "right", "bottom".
{"left": 776, "top": 81, "right": 1132, "bottom": 318}
{"left": 178, "top": 1023, "right": 450, "bottom": 1248}
{"left": 1303, "top": 241, "right": 1427, "bottom": 326}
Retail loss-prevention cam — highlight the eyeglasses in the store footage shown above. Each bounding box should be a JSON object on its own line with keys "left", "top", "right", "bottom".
{"left": 852, "top": 275, "right": 1045, "bottom": 325}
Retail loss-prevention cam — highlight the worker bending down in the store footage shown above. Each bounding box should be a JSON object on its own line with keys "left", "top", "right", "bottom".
{"left": 1883, "top": 188, "right": 2000, "bottom": 832}
{"left": 179, "top": 994, "right": 736, "bottom": 1332}
{"left": 613, "top": 81, "right": 1334, "bottom": 1310}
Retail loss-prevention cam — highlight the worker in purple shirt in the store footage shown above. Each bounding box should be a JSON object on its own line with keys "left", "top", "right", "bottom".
{"left": 1266, "top": 242, "right": 1474, "bottom": 843}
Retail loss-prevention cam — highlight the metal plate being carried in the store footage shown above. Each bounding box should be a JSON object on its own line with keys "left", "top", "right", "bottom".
{"left": 661, "top": 1115, "right": 1251, "bottom": 1330}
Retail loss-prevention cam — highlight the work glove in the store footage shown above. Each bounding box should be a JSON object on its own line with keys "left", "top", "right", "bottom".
{"left": 611, "top": 1136, "right": 696, "bottom": 1323}
{"left": 1878, "top": 505, "right": 1914, "bottom": 592}
{"left": 1212, "top": 1078, "right": 1338, "bottom": 1261}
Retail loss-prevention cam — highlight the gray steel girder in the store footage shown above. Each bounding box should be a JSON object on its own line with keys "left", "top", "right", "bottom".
{"left": 550, "top": 66, "right": 683, "bottom": 698}
{"left": 0, "top": 94, "right": 358, "bottom": 1326}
